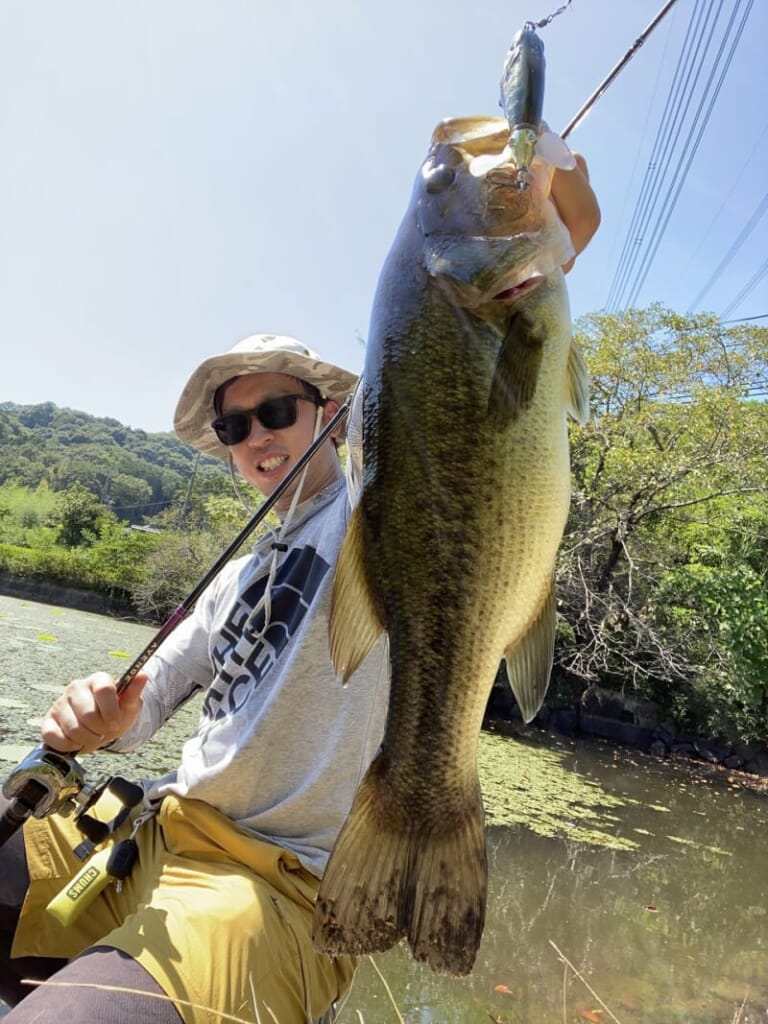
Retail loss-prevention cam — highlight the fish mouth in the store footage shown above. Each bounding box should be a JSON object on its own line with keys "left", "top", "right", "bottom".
{"left": 491, "top": 274, "right": 544, "bottom": 302}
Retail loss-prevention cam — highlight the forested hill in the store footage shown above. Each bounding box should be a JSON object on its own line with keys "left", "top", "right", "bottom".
{"left": 0, "top": 401, "right": 225, "bottom": 524}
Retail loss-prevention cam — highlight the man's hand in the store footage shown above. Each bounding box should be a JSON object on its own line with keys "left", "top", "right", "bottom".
{"left": 40, "top": 672, "right": 148, "bottom": 754}
{"left": 551, "top": 152, "right": 601, "bottom": 272}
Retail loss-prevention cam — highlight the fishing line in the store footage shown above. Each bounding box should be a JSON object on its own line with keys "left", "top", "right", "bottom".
{"left": 560, "top": 0, "right": 683, "bottom": 140}
{"left": 113, "top": 397, "right": 351, "bottom": 696}
{"left": 525, "top": 0, "right": 573, "bottom": 31}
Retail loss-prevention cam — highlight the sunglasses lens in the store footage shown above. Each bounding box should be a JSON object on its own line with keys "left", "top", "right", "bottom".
{"left": 211, "top": 413, "right": 250, "bottom": 446}
{"left": 257, "top": 396, "right": 299, "bottom": 430}
{"left": 210, "top": 396, "right": 302, "bottom": 445}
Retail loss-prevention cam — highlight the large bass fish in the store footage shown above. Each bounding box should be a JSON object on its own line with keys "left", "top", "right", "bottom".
{"left": 312, "top": 107, "right": 589, "bottom": 973}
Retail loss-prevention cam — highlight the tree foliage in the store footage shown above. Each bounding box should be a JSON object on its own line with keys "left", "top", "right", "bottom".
{"left": 0, "top": 401, "right": 226, "bottom": 523}
{"left": 1, "top": 311, "right": 766, "bottom": 743}
{"left": 555, "top": 306, "right": 768, "bottom": 739}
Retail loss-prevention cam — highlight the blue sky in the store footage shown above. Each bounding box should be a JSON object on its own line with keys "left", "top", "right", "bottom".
{"left": 1, "top": 0, "right": 765, "bottom": 433}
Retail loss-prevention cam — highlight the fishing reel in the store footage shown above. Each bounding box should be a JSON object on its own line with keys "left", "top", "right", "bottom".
{"left": 3, "top": 744, "right": 86, "bottom": 820}
{"left": 1, "top": 744, "right": 143, "bottom": 851}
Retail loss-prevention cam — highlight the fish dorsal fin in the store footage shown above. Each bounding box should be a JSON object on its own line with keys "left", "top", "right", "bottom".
{"left": 567, "top": 340, "right": 590, "bottom": 424}
{"left": 488, "top": 310, "right": 545, "bottom": 422}
{"left": 502, "top": 581, "right": 556, "bottom": 722}
{"left": 330, "top": 504, "right": 385, "bottom": 683}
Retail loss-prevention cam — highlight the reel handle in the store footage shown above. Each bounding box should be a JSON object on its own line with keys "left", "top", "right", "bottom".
{"left": 0, "top": 746, "right": 86, "bottom": 848}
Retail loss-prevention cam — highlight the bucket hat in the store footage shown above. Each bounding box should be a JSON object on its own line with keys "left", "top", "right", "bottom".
{"left": 174, "top": 334, "right": 358, "bottom": 459}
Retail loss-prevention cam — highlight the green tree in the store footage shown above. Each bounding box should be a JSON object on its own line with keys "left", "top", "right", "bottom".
{"left": 555, "top": 306, "right": 768, "bottom": 739}
{"left": 52, "top": 483, "right": 114, "bottom": 547}
{"left": 106, "top": 474, "right": 154, "bottom": 522}
{"left": 87, "top": 519, "right": 158, "bottom": 596}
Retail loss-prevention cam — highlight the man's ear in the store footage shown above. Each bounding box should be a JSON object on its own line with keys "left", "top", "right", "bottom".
{"left": 323, "top": 399, "right": 342, "bottom": 440}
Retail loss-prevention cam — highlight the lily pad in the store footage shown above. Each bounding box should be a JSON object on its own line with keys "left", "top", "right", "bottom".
{"left": 0, "top": 743, "right": 35, "bottom": 764}
{"left": 0, "top": 697, "right": 30, "bottom": 710}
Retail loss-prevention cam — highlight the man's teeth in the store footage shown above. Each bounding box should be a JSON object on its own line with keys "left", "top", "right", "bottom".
{"left": 259, "top": 455, "right": 287, "bottom": 472}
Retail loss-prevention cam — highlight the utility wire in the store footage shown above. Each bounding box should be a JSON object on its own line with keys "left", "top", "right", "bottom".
{"left": 606, "top": 0, "right": 718, "bottom": 310}
{"left": 685, "top": 117, "right": 768, "bottom": 267}
{"left": 624, "top": 0, "right": 754, "bottom": 308}
{"left": 686, "top": 187, "right": 768, "bottom": 313}
{"left": 603, "top": 4, "right": 680, "bottom": 286}
{"left": 605, "top": 0, "right": 757, "bottom": 313}
{"left": 720, "top": 254, "right": 768, "bottom": 321}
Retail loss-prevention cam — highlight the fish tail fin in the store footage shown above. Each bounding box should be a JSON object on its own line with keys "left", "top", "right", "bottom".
{"left": 313, "top": 756, "right": 487, "bottom": 976}
{"left": 406, "top": 806, "right": 487, "bottom": 974}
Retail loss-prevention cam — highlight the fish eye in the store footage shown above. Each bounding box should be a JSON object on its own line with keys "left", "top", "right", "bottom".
{"left": 423, "top": 163, "right": 456, "bottom": 194}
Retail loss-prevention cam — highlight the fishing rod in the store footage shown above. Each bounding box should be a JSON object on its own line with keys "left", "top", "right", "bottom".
{"left": 0, "top": 395, "right": 352, "bottom": 847}
{"left": 560, "top": 0, "right": 682, "bottom": 140}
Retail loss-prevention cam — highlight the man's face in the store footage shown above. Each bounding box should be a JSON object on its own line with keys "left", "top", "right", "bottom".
{"left": 219, "top": 372, "right": 341, "bottom": 508}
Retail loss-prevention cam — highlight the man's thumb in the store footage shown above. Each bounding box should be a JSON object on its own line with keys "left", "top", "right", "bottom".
{"left": 119, "top": 671, "right": 148, "bottom": 712}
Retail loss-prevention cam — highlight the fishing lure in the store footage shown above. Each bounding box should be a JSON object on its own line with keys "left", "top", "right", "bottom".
{"left": 470, "top": 22, "right": 571, "bottom": 185}
{"left": 499, "top": 22, "right": 546, "bottom": 187}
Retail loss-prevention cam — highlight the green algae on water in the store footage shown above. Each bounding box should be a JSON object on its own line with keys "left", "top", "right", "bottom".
{"left": 0, "top": 697, "right": 30, "bottom": 710}
{"left": 478, "top": 731, "right": 640, "bottom": 851}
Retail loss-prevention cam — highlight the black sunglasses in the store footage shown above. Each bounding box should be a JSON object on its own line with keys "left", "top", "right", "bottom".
{"left": 211, "top": 393, "right": 325, "bottom": 446}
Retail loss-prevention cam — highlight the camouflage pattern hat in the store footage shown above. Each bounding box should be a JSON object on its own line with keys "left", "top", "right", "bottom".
{"left": 174, "top": 334, "right": 358, "bottom": 459}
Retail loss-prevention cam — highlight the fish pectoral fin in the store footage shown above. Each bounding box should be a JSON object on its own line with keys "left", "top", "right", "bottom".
{"left": 488, "top": 311, "right": 545, "bottom": 422}
{"left": 567, "top": 340, "right": 590, "bottom": 424}
{"left": 503, "top": 583, "right": 556, "bottom": 723}
{"left": 329, "top": 504, "right": 385, "bottom": 683}
{"left": 313, "top": 755, "right": 487, "bottom": 976}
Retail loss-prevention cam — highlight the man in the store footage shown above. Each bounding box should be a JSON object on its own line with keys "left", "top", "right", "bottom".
{"left": 0, "top": 156, "right": 599, "bottom": 1024}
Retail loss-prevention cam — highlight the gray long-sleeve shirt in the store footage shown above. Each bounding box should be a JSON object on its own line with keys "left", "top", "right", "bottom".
{"left": 111, "top": 477, "right": 389, "bottom": 877}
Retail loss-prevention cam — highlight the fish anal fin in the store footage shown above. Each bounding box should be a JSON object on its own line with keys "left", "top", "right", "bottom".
{"left": 313, "top": 758, "right": 487, "bottom": 976}
{"left": 330, "top": 504, "right": 384, "bottom": 683}
{"left": 567, "top": 340, "right": 590, "bottom": 424}
{"left": 488, "top": 311, "right": 545, "bottom": 421}
{"left": 503, "top": 583, "right": 556, "bottom": 723}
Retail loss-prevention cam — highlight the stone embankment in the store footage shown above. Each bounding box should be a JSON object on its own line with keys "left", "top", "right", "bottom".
{"left": 487, "top": 680, "right": 768, "bottom": 779}
{"left": 0, "top": 573, "right": 139, "bottom": 620}
{"left": 4, "top": 573, "right": 767, "bottom": 781}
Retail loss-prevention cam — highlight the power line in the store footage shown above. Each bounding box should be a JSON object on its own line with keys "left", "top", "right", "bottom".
{"left": 624, "top": 0, "right": 754, "bottom": 309}
{"left": 686, "top": 117, "right": 768, "bottom": 263}
{"left": 605, "top": 0, "right": 758, "bottom": 313}
{"left": 720, "top": 254, "right": 768, "bottom": 320}
{"left": 686, "top": 187, "right": 768, "bottom": 313}
{"left": 605, "top": 0, "right": 717, "bottom": 311}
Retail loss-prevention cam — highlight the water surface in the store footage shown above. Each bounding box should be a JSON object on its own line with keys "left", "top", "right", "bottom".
{"left": 1, "top": 595, "right": 766, "bottom": 1022}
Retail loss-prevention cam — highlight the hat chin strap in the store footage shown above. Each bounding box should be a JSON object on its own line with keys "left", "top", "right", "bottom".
{"left": 240, "top": 403, "right": 326, "bottom": 645}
